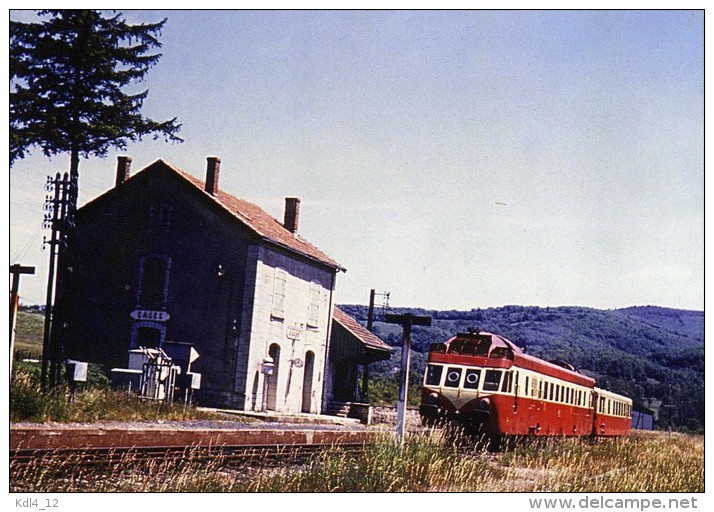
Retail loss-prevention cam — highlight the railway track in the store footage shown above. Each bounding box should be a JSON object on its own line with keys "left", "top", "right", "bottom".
{"left": 10, "top": 442, "right": 367, "bottom": 467}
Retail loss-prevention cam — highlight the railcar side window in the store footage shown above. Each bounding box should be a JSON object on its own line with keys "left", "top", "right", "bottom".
{"left": 444, "top": 367, "right": 463, "bottom": 388}
{"left": 483, "top": 370, "right": 502, "bottom": 391}
{"left": 464, "top": 369, "right": 481, "bottom": 389}
{"left": 425, "top": 364, "right": 443, "bottom": 386}
{"left": 501, "top": 371, "right": 513, "bottom": 393}
{"left": 524, "top": 376, "right": 529, "bottom": 396}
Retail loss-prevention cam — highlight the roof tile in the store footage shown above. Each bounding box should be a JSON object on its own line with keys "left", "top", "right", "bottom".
{"left": 159, "top": 160, "right": 344, "bottom": 270}
{"left": 333, "top": 306, "right": 394, "bottom": 352}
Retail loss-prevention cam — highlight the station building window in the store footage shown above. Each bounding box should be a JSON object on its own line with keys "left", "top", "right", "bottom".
{"left": 137, "top": 255, "right": 170, "bottom": 310}
{"left": 271, "top": 269, "right": 287, "bottom": 319}
{"left": 307, "top": 281, "right": 320, "bottom": 327}
{"left": 149, "top": 203, "right": 173, "bottom": 228}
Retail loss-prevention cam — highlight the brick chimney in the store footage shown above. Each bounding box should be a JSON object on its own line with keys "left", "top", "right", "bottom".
{"left": 115, "top": 156, "right": 132, "bottom": 187}
{"left": 284, "top": 197, "right": 301, "bottom": 234}
{"left": 205, "top": 157, "right": 221, "bottom": 195}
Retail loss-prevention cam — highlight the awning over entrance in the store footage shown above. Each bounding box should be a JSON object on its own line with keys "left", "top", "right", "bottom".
{"left": 328, "top": 306, "right": 394, "bottom": 404}
{"left": 331, "top": 306, "right": 394, "bottom": 363}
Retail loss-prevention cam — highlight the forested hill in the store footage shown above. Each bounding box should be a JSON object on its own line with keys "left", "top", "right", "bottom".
{"left": 338, "top": 304, "right": 704, "bottom": 431}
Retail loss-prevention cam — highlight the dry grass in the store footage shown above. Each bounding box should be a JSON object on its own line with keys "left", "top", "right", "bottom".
{"left": 10, "top": 429, "right": 704, "bottom": 493}
{"left": 10, "top": 449, "right": 251, "bottom": 493}
{"left": 10, "top": 366, "right": 235, "bottom": 423}
{"left": 495, "top": 431, "right": 704, "bottom": 492}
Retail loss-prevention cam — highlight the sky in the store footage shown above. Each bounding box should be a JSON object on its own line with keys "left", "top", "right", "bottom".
{"left": 7, "top": 9, "right": 704, "bottom": 312}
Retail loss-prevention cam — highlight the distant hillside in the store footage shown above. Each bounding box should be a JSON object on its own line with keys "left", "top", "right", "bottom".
{"left": 12, "top": 310, "right": 44, "bottom": 357}
{"left": 339, "top": 304, "right": 704, "bottom": 431}
{"left": 616, "top": 306, "right": 703, "bottom": 341}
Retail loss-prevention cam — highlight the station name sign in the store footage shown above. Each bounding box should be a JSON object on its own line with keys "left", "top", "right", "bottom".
{"left": 131, "top": 309, "right": 170, "bottom": 322}
{"left": 286, "top": 325, "right": 302, "bottom": 340}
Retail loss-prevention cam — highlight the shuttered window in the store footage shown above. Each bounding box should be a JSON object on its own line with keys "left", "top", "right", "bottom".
{"left": 271, "top": 269, "right": 287, "bottom": 319}
{"left": 307, "top": 282, "right": 320, "bottom": 327}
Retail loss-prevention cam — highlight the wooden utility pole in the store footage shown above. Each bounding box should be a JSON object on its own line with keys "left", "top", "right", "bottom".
{"left": 10, "top": 264, "right": 35, "bottom": 381}
{"left": 363, "top": 289, "right": 389, "bottom": 402}
{"left": 41, "top": 172, "right": 77, "bottom": 388}
{"left": 384, "top": 312, "right": 432, "bottom": 444}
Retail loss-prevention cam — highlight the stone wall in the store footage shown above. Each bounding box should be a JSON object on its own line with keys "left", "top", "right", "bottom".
{"left": 370, "top": 406, "right": 422, "bottom": 428}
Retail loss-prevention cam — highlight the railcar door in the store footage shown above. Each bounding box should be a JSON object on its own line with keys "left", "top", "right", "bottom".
{"left": 591, "top": 390, "right": 600, "bottom": 436}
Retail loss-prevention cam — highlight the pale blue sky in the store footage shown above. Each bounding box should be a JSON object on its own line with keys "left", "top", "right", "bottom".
{"left": 8, "top": 9, "right": 704, "bottom": 311}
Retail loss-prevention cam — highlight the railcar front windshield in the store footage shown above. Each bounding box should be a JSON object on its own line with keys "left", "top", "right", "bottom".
{"left": 483, "top": 369, "right": 503, "bottom": 391}
{"left": 425, "top": 364, "right": 443, "bottom": 386}
{"left": 444, "top": 367, "right": 463, "bottom": 388}
{"left": 424, "top": 364, "right": 506, "bottom": 392}
{"left": 464, "top": 369, "right": 481, "bottom": 389}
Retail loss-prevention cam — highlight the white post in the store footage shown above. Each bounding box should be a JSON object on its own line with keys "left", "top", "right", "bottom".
{"left": 385, "top": 313, "right": 431, "bottom": 447}
{"left": 396, "top": 323, "right": 412, "bottom": 445}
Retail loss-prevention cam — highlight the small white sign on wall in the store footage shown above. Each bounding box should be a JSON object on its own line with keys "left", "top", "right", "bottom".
{"left": 286, "top": 325, "right": 302, "bottom": 341}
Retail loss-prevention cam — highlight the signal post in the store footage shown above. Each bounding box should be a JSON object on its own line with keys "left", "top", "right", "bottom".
{"left": 384, "top": 312, "right": 432, "bottom": 444}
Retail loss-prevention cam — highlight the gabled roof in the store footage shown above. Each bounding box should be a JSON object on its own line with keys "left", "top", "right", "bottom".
{"left": 118, "top": 159, "right": 345, "bottom": 271}
{"left": 332, "top": 306, "right": 394, "bottom": 353}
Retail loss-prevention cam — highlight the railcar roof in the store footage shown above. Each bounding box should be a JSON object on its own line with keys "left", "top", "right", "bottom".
{"left": 594, "top": 387, "right": 633, "bottom": 403}
{"left": 444, "top": 331, "right": 595, "bottom": 387}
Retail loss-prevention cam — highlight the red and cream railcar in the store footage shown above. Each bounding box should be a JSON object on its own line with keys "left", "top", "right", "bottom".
{"left": 420, "top": 331, "right": 632, "bottom": 438}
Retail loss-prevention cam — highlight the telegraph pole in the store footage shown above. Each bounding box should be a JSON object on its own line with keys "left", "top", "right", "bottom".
{"left": 40, "top": 172, "right": 77, "bottom": 388}
{"left": 362, "top": 289, "right": 390, "bottom": 401}
{"left": 384, "top": 312, "right": 432, "bottom": 444}
{"left": 41, "top": 174, "right": 62, "bottom": 388}
{"left": 49, "top": 172, "right": 77, "bottom": 386}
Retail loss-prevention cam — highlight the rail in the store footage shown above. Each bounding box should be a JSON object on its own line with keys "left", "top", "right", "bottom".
{"left": 10, "top": 441, "right": 368, "bottom": 467}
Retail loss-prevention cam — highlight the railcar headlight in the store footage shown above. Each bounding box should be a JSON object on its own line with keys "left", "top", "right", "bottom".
{"left": 479, "top": 398, "right": 491, "bottom": 410}
{"left": 425, "top": 392, "right": 439, "bottom": 404}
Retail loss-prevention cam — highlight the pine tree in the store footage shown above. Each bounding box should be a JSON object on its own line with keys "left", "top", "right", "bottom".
{"left": 11, "top": 10, "right": 183, "bottom": 388}
{"left": 10, "top": 10, "right": 182, "bottom": 180}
